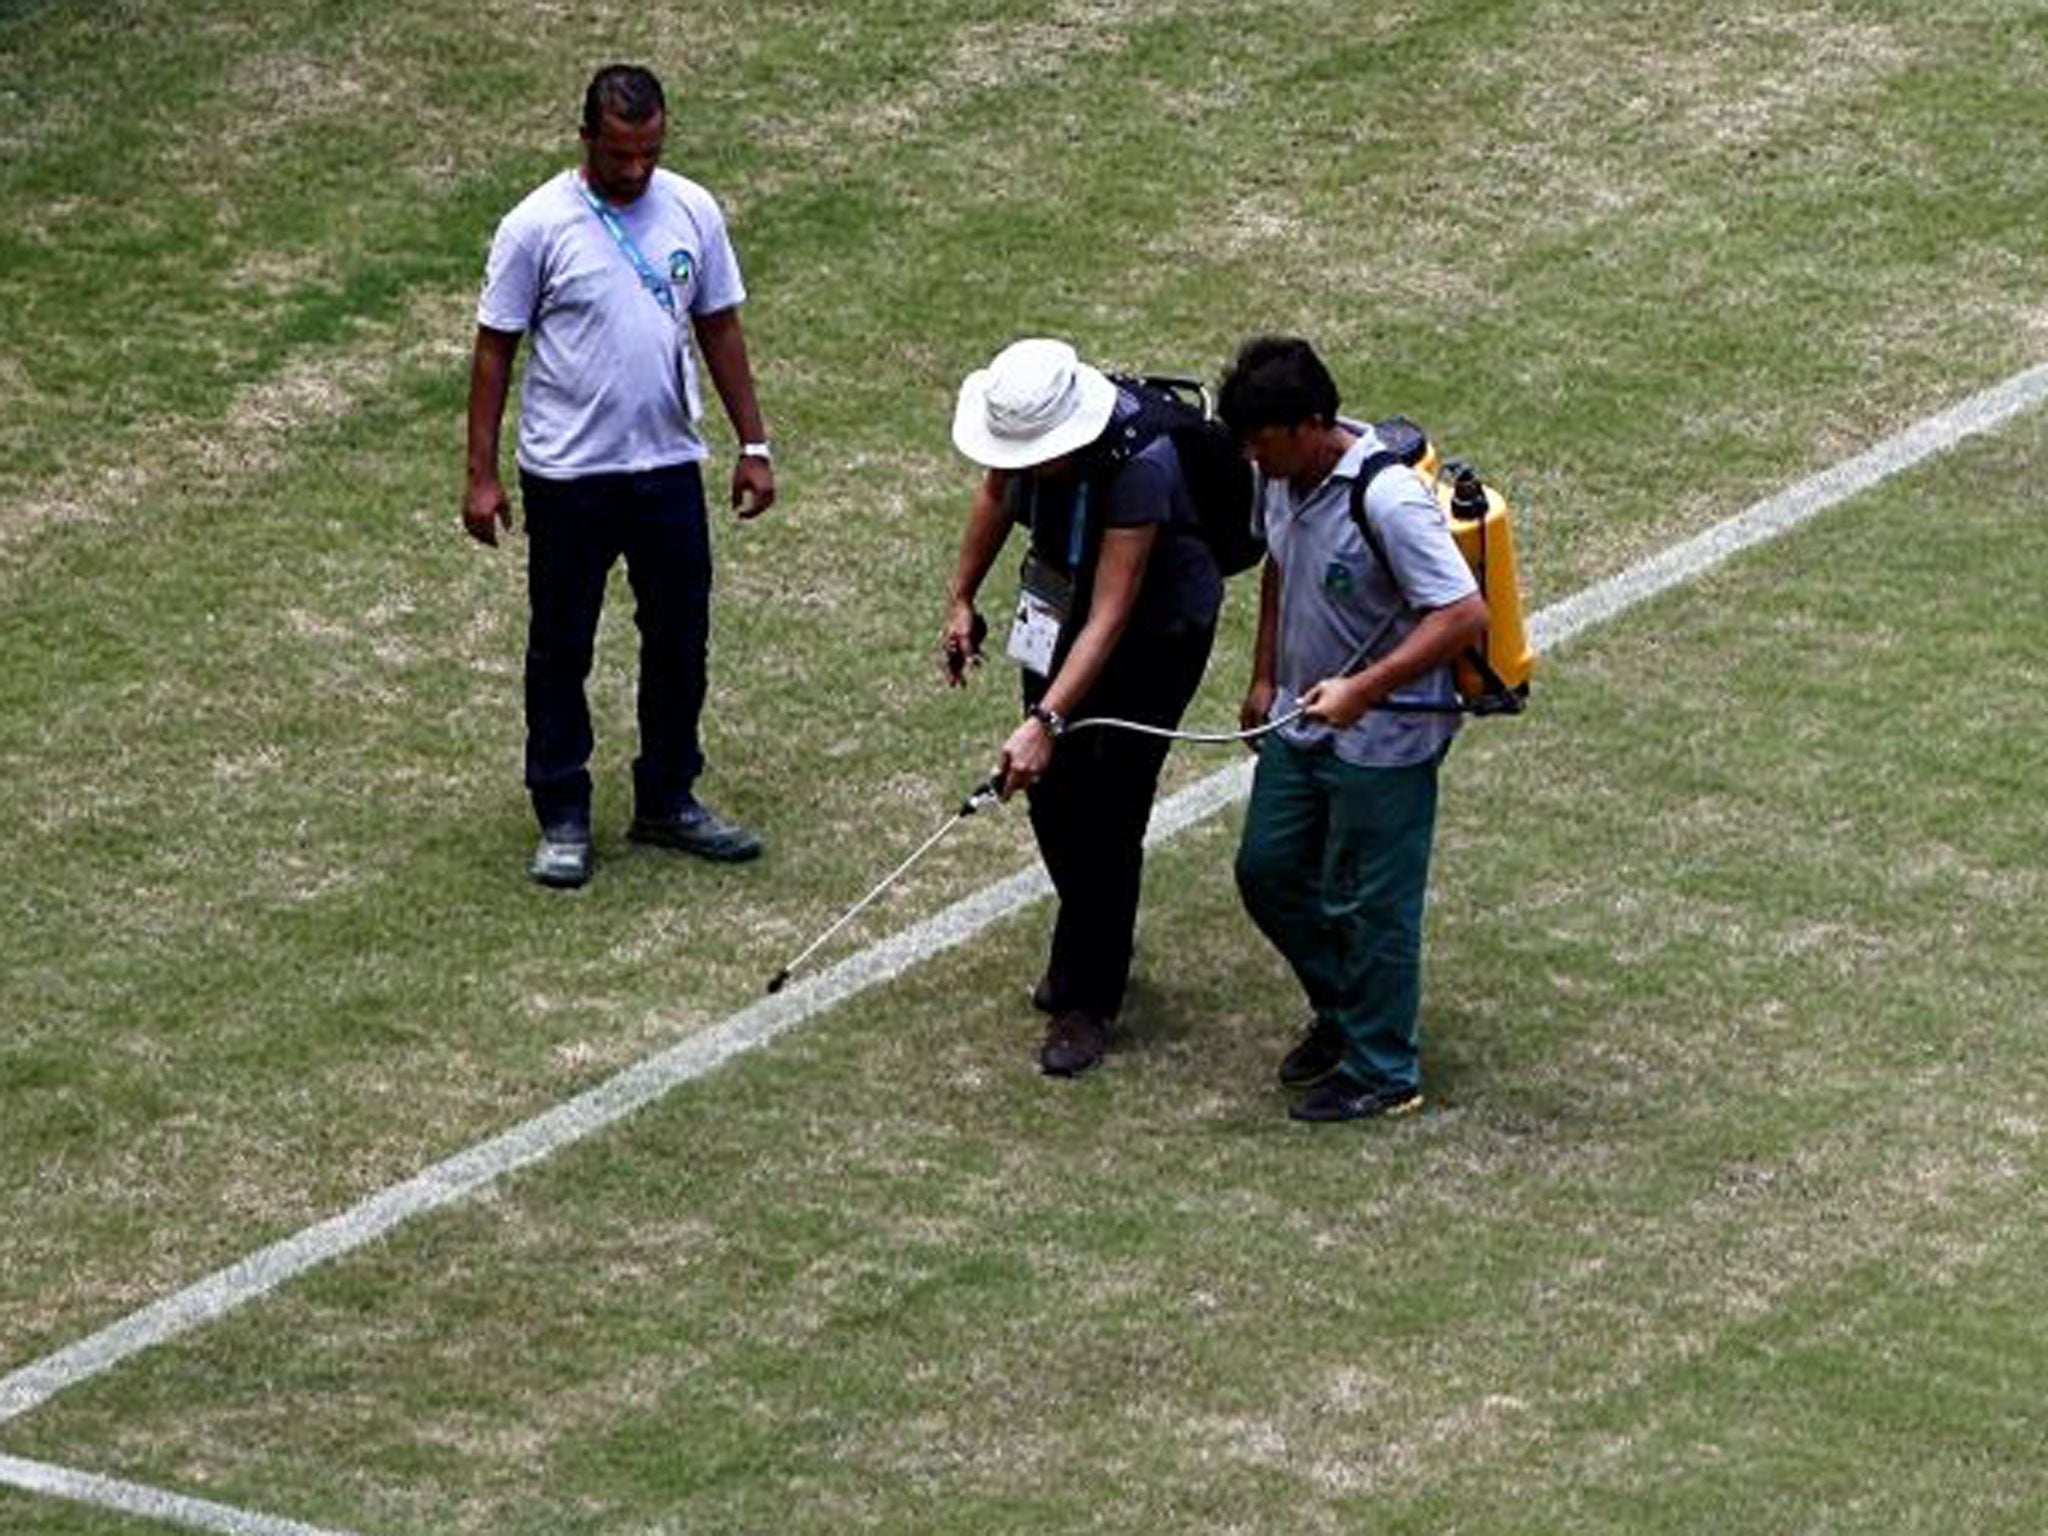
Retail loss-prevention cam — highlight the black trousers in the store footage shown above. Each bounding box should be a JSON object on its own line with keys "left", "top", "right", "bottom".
{"left": 520, "top": 463, "right": 712, "bottom": 830}
{"left": 1023, "top": 623, "right": 1215, "bottom": 1018}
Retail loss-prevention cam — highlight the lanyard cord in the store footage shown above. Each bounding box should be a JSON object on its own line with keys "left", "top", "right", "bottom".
{"left": 575, "top": 175, "right": 677, "bottom": 316}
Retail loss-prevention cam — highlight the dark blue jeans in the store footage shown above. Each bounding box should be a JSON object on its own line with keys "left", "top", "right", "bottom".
{"left": 520, "top": 463, "right": 712, "bottom": 831}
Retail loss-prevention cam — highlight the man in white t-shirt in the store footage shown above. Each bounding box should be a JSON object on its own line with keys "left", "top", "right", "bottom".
{"left": 463, "top": 63, "right": 775, "bottom": 888}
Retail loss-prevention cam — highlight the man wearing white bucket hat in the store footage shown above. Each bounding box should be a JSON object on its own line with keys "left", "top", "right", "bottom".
{"left": 942, "top": 338, "right": 1224, "bottom": 1076}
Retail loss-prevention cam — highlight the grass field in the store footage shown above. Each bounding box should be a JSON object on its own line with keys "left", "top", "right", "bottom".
{"left": 4, "top": 0, "right": 2048, "bottom": 1531}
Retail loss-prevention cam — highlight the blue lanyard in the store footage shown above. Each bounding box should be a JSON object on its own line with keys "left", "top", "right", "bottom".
{"left": 576, "top": 175, "right": 676, "bottom": 316}
{"left": 1023, "top": 477, "right": 1092, "bottom": 570}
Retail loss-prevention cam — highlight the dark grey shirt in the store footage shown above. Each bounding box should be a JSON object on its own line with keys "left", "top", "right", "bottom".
{"left": 1015, "top": 395, "right": 1224, "bottom": 638}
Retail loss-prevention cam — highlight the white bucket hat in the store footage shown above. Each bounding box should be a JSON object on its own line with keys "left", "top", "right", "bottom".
{"left": 952, "top": 338, "right": 1118, "bottom": 469}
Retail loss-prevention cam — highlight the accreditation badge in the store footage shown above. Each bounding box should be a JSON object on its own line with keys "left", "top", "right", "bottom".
{"left": 1007, "top": 552, "right": 1073, "bottom": 679}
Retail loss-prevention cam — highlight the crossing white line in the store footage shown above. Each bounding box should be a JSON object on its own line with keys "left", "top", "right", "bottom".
{"left": 5, "top": 357, "right": 2047, "bottom": 1536}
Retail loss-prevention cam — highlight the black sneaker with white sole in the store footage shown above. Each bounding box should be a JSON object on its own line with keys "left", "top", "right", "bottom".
{"left": 1287, "top": 1076, "right": 1423, "bottom": 1123}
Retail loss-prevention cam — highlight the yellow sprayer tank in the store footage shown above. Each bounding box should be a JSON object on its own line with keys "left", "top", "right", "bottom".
{"left": 1433, "top": 462, "right": 1535, "bottom": 708}
{"left": 1368, "top": 418, "right": 1536, "bottom": 712}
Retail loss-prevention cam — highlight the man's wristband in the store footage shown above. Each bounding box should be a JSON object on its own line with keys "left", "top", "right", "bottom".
{"left": 1025, "top": 703, "right": 1067, "bottom": 738}
{"left": 740, "top": 441, "right": 773, "bottom": 463}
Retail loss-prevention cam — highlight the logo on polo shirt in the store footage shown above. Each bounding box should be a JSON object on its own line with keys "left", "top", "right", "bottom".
{"left": 668, "top": 249, "right": 695, "bottom": 288}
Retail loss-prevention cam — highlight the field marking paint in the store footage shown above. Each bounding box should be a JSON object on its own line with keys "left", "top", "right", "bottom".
{"left": 1529, "top": 359, "right": 2048, "bottom": 651}
{"left": 4, "top": 358, "right": 2046, "bottom": 1536}
{"left": 0, "top": 857, "right": 1050, "bottom": 1428}
{"left": 0, "top": 1453, "right": 366, "bottom": 1536}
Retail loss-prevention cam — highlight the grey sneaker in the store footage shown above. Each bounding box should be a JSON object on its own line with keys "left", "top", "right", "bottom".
{"left": 529, "top": 827, "right": 593, "bottom": 888}
{"left": 628, "top": 800, "right": 762, "bottom": 863}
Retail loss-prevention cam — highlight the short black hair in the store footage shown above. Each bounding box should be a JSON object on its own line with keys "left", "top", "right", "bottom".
{"left": 1216, "top": 335, "right": 1342, "bottom": 439}
{"left": 583, "top": 64, "right": 666, "bottom": 134}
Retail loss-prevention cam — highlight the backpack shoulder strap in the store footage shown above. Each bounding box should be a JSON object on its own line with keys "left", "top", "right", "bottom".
{"left": 1345, "top": 450, "right": 1411, "bottom": 571}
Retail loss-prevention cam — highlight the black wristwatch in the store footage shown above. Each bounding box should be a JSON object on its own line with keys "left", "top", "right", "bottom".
{"left": 1025, "top": 702, "right": 1067, "bottom": 738}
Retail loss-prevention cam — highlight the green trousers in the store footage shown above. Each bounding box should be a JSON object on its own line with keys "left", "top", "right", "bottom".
{"left": 1234, "top": 735, "right": 1443, "bottom": 1092}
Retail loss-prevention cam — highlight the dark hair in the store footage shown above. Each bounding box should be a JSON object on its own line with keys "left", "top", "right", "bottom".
{"left": 1216, "top": 335, "right": 1342, "bottom": 439}
{"left": 582, "top": 64, "right": 666, "bottom": 134}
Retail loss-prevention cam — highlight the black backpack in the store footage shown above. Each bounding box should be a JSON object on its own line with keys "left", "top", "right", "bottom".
{"left": 1095, "top": 374, "right": 1265, "bottom": 576}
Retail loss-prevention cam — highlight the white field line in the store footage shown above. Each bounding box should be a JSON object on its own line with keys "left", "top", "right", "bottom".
{"left": 0, "top": 1452, "right": 365, "bottom": 1536}
{"left": 1528, "top": 359, "right": 2048, "bottom": 651}
{"left": 4, "top": 358, "right": 2047, "bottom": 1536}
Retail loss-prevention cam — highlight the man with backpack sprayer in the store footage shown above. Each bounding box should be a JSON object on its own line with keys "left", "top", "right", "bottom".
{"left": 942, "top": 338, "right": 1234, "bottom": 1077}
{"left": 1220, "top": 336, "right": 1489, "bottom": 1123}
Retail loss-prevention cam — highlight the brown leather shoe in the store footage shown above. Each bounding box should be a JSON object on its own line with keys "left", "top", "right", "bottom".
{"left": 1039, "top": 1010, "right": 1108, "bottom": 1077}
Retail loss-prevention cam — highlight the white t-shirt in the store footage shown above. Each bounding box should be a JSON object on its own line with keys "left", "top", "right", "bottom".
{"left": 478, "top": 167, "right": 747, "bottom": 477}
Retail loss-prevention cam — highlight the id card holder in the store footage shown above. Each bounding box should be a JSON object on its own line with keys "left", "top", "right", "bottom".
{"left": 1007, "top": 552, "right": 1073, "bottom": 679}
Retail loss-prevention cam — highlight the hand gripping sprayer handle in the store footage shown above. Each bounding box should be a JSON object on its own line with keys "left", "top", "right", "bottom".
{"left": 959, "top": 769, "right": 1003, "bottom": 817}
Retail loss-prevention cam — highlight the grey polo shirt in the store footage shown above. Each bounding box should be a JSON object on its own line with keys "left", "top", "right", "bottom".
{"left": 1258, "top": 421, "right": 1478, "bottom": 768}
